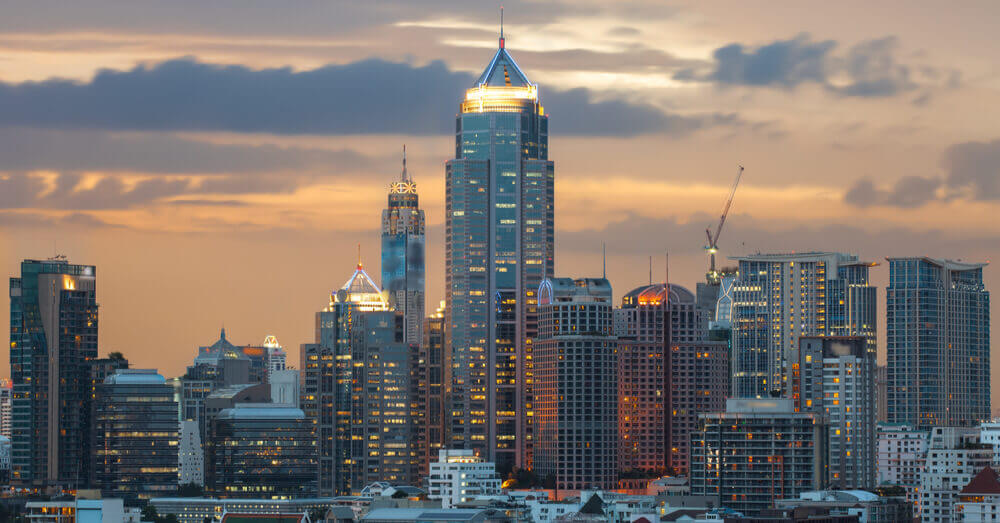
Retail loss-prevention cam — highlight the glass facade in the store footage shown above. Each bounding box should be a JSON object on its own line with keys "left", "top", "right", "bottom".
{"left": 730, "top": 252, "right": 876, "bottom": 398}
{"left": 886, "top": 257, "right": 990, "bottom": 427}
{"left": 9, "top": 258, "right": 98, "bottom": 487}
{"left": 381, "top": 149, "right": 426, "bottom": 346}
{"left": 445, "top": 37, "right": 554, "bottom": 472}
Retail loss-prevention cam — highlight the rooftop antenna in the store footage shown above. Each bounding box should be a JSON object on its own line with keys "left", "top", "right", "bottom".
{"left": 401, "top": 144, "right": 408, "bottom": 182}
{"left": 665, "top": 251, "right": 670, "bottom": 294}
{"left": 499, "top": 6, "right": 505, "bottom": 49}
{"left": 649, "top": 256, "right": 653, "bottom": 285}
{"left": 357, "top": 243, "right": 362, "bottom": 269}
{"left": 602, "top": 242, "right": 607, "bottom": 279}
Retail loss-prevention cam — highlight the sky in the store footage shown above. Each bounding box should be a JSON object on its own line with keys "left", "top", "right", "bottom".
{"left": 1, "top": 1, "right": 998, "bottom": 404}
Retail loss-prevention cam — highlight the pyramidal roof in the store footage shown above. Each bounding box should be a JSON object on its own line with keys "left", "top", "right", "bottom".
{"left": 474, "top": 29, "right": 533, "bottom": 88}
{"left": 961, "top": 466, "right": 1000, "bottom": 495}
{"left": 342, "top": 262, "right": 382, "bottom": 296}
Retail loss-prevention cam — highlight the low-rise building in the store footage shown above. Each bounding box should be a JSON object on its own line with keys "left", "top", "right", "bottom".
{"left": 954, "top": 466, "right": 1000, "bottom": 523}
{"left": 150, "top": 497, "right": 338, "bottom": 523}
{"left": 776, "top": 490, "right": 913, "bottom": 523}
{"left": 24, "top": 497, "right": 141, "bottom": 523}
{"left": 920, "top": 427, "right": 993, "bottom": 523}
{"left": 427, "top": 450, "right": 501, "bottom": 509}
{"left": 876, "top": 423, "right": 930, "bottom": 509}
{"left": 362, "top": 508, "right": 511, "bottom": 523}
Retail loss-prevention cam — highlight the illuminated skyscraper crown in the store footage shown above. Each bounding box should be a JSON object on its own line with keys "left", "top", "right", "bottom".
{"left": 328, "top": 255, "right": 389, "bottom": 312}
{"left": 461, "top": 22, "right": 540, "bottom": 114}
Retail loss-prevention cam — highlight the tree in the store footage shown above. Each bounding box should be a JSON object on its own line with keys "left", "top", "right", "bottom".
{"left": 108, "top": 351, "right": 126, "bottom": 361}
{"left": 142, "top": 504, "right": 159, "bottom": 522}
{"left": 309, "top": 508, "right": 328, "bottom": 522}
{"left": 177, "top": 482, "right": 204, "bottom": 497}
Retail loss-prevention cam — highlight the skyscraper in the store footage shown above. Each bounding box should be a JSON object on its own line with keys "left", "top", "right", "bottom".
{"left": 382, "top": 146, "right": 426, "bottom": 346}
{"left": 730, "top": 252, "right": 877, "bottom": 398}
{"left": 535, "top": 277, "right": 617, "bottom": 491}
{"left": 416, "top": 301, "right": 449, "bottom": 477}
{"left": 886, "top": 257, "right": 990, "bottom": 427}
{"left": 9, "top": 257, "right": 98, "bottom": 487}
{"left": 445, "top": 27, "right": 554, "bottom": 471}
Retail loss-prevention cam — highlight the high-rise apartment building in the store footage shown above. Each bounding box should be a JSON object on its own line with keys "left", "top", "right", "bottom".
{"left": 0, "top": 380, "right": 11, "bottom": 439}
{"left": 445, "top": 29, "right": 554, "bottom": 471}
{"left": 730, "top": 252, "right": 877, "bottom": 398}
{"left": 877, "top": 423, "right": 930, "bottom": 510}
{"left": 886, "top": 258, "right": 990, "bottom": 428}
{"left": 615, "top": 283, "right": 717, "bottom": 475}
{"left": 790, "top": 336, "right": 876, "bottom": 489}
{"left": 416, "top": 301, "right": 449, "bottom": 477}
{"left": 9, "top": 258, "right": 98, "bottom": 487}
{"left": 535, "top": 277, "right": 617, "bottom": 491}
{"left": 349, "top": 310, "right": 418, "bottom": 490}
{"left": 94, "top": 369, "right": 179, "bottom": 502}
{"left": 301, "top": 261, "right": 389, "bottom": 496}
{"left": 382, "top": 147, "right": 426, "bottom": 346}
{"left": 690, "top": 398, "right": 826, "bottom": 516}
{"left": 427, "top": 449, "right": 502, "bottom": 509}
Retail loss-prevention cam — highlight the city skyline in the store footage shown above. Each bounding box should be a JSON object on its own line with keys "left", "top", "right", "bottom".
{"left": 1, "top": 1, "right": 998, "bottom": 409}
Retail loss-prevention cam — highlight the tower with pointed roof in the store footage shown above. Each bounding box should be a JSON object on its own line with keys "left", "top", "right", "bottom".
{"left": 445, "top": 19, "right": 554, "bottom": 472}
{"left": 382, "top": 145, "right": 426, "bottom": 346}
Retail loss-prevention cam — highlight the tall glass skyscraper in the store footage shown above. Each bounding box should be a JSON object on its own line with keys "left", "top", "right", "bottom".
{"left": 445, "top": 29, "right": 554, "bottom": 471}
{"left": 382, "top": 147, "right": 426, "bottom": 345}
{"left": 9, "top": 258, "right": 98, "bottom": 487}
{"left": 886, "top": 257, "right": 990, "bottom": 427}
{"left": 730, "top": 252, "right": 876, "bottom": 398}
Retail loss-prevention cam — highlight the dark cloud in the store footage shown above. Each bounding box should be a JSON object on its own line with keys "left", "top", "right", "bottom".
{"left": 843, "top": 175, "right": 942, "bottom": 208}
{"left": 943, "top": 139, "right": 1000, "bottom": 199}
{"left": 843, "top": 178, "right": 881, "bottom": 208}
{"left": 0, "top": 172, "right": 299, "bottom": 210}
{"left": 0, "top": 210, "right": 114, "bottom": 228}
{"left": 0, "top": 57, "right": 730, "bottom": 137}
{"left": 679, "top": 34, "right": 939, "bottom": 98}
{"left": 0, "top": 128, "right": 375, "bottom": 175}
{"left": 606, "top": 26, "right": 641, "bottom": 37}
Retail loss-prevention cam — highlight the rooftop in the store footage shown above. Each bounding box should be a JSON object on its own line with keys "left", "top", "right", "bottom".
{"left": 105, "top": 369, "right": 166, "bottom": 385}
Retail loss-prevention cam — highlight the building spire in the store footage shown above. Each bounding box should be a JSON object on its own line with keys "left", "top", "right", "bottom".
{"left": 401, "top": 144, "right": 408, "bottom": 182}
{"left": 499, "top": 6, "right": 505, "bottom": 49}
{"left": 357, "top": 243, "right": 363, "bottom": 270}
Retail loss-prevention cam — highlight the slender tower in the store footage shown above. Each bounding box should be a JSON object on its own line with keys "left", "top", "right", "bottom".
{"left": 381, "top": 146, "right": 426, "bottom": 345}
{"left": 445, "top": 19, "right": 555, "bottom": 472}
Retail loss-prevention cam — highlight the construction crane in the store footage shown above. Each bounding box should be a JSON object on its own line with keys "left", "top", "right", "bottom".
{"left": 705, "top": 165, "right": 744, "bottom": 285}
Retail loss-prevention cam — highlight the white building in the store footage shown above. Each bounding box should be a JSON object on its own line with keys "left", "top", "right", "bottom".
{"left": 263, "top": 335, "right": 287, "bottom": 380}
{"left": 0, "top": 379, "right": 11, "bottom": 438}
{"left": 877, "top": 423, "right": 931, "bottom": 508}
{"left": 270, "top": 369, "right": 300, "bottom": 407}
{"left": 979, "top": 421, "right": 1000, "bottom": 463}
{"left": 25, "top": 498, "right": 141, "bottom": 523}
{"left": 178, "top": 420, "right": 204, "bottom": 486}
{"left": 0, "top": 435, "right": 10, "bottom": 478}
{"left": 920, "top": 427, "right": 993, "bottom": 523}
{"left": 427, "top": 449, "right": 501, "bottom": 509}
{"left": 954, "top": 466, "right": 1000, "bottom": 523}
{"left": 527, "top": 499, "right": 581, "bottom": 523}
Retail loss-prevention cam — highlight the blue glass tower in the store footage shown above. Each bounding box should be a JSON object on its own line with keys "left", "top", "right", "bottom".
{"left": 381, "top": 146, "right": 426, "bottom": 346}
{"left": 445, "top": 29, "right": 554, "bottom": 471}
{"left": 886, "top": 257, "right": 990, "bottom": 427}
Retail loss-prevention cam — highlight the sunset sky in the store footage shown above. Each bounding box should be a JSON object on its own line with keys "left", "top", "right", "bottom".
{"left": 1, "top": 1, "right": 997, "bottom": 402}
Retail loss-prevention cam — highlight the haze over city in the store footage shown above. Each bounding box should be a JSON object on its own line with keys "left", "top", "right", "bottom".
{"left": 1, "top": 0, "right": 998, "bottom": 404}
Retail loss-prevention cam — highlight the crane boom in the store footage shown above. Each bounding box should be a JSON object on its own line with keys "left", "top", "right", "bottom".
{"left": 711, "top": 165, "right": 743, "bottom": 247}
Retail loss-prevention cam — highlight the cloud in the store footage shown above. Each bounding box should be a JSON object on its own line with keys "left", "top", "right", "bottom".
{"left": 943, "top": 139, "right": 1000, "bottom": 199}
{"left": 0, "top": 172, "right": 299, "bottom": 210}
{"left": 0, "top": 128, "right": 375, "bottom": 175}
{"left": 843, "top": 176, "right": 942, "bottom": 208}
{"left": 679, "top": 34, "right": 940, "bottom": 98}
{"left": 0, "top": 57, "right": 730, "bottom": 137}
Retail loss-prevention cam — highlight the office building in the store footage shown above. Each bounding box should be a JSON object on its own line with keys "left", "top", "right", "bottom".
{"left": 270, "top": 369, "right": 300, "bottom": 407}
{"left": 203, "top": 383, "right": 270, "bottom": 435}
{"left": 263, "top": 335, "right": 286, "bottom": 379}
{"left": 181, "top": 329, "right": 256, "bottom": 444}
{"left": 954, "top": 466, "right": 1000, "bottom": 523}
{"left": 877, "top": 365, "right": 888, "bottom": 423}
{"left": 730, "top": 252, "right": 876, "bottom": 398}
{"left": 920, "top": 427, "right": 993, "bottom": 523}
{"left": 690, "top": 398, "right": 826, "bottom": 516}
{"left": 178, "top": 420, "right": 204, "bottom": 486}
{"left": 94, "top": 369, "right": 179, "bottom": 501}
{"left": 427, "top": 450, "right": 502, "bottom": 509}
{"left": 535, "top": 277, "right": 617, "bottom": 491}
{"left": 382, "top": 146, "right": 426, "bottom": 346}
{"left": 349, "top": 310, "right": 418, "bottom": 489}
{"left": 0, "top": 379, "right": 11, "bottom": 439}
{"left": 615, "top": 283, "right": 716, "bottom": 475}
{"left": 302, "top": 260, "right": 389, "bottom": 496}
{"left": 877, "top": 423, "right": 930, "bottom": 510}
{"left": 9, "top": 257, "right": 98, "bottom": 487}
{"left": 445, "top": 27, "right": 554, "bottom": 471}
{"left": 886, "top": 258, "right": 990, "bottom": 428}
{"left": 416, "top": 301, "right": 449, "bottom": 477}
{"left": 206, "top": 403, "right": 317, "bottom": 499}
{"left": 151, "top": 497, "right": 337, "bottom": 523}
{"left": 790, "top": 337, "right": 876, "bottom": 489}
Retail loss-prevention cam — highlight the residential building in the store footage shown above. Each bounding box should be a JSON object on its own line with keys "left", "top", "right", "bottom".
{"left": 0, "top": 379, "right": 11, "bottom": 438}
{"left": 25, "top": 498, "right": 136, "bottom": 523}
{"left": 382, "top": 146, "right": 426, "bottom": 346}
{"left": 667, "top": 341, "right": 729, "bottom": 476}
{"left": 876, "top": 366, "right": 888, "bottom": 423}
{"left": 886, "top": 258, "right": 990, "bottom": 428}
{"left": 954, "top": 466, "right": 1000, "bottom": 523}
{"left": 445, "top": 27, "right": 554, "bottom": 472}
{"left": 416, "top": 301, "right": 449, "bottom": 477}
{"left": 9, "top": 257, "right": 98, "bottom": 487}
{"left": 919, "top": 427, "right": 993, "bottom": 523}
{"left": 206, "top": 403, "right": 317, "bottom": 499}
{"left": 0, "top": 435, "right": 10, "bottom": 483}
{"left": 690, "top": 398, "right": 826, "bottom": 516}
{"left": 775, "top": 490, "right": 913, "bottom": 523}
{"left": 349, "top": 310, "right": 419, "bottom": 489}
{"left": 301, "top": 260, "right": 389, "bottom": 496}
{"left": 427, "top": 450, "right": 502, "bottom": 509}
{"left": 535, "top": 277, "right": 617, "bottom": 491}
{"left": 789, "top": 337, "right": 876, "bottom": 489}
{"left": 876, "top": 423, "right": 930, "bottom": 509}
{"left": 730, "top": 253, "right": 876, "bottom": 398}
{"left": 151, "top": 497, "right": 337, "bottom": 523}
{"left": 363, "top": 508, "right": 512, "bottom": 523}
{"left": 615, "top": 283, "right": 708, "bottom": 475}
{"left": 178, "top": 420, "right": 204, "bottom": 486}
{"left": 94, "top": 369, "right": 179, "bottom": 501}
